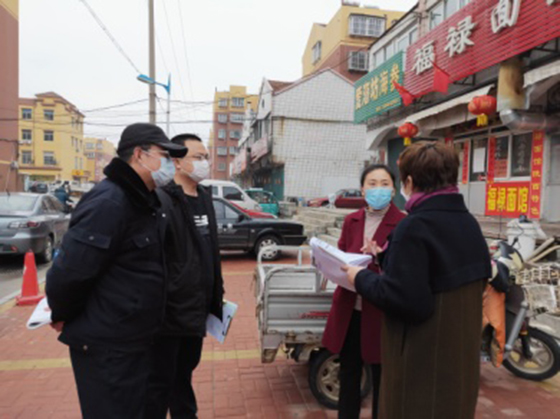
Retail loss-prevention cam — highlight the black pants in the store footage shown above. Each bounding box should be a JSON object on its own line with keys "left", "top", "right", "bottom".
{"left": 69, "top": 345, "right": 151, "bottom": 419}
{"left": 145, "top": 335, "right": 204, "bottom": 419}
{"left": 338, "top": 310, "right": 382, "bottom": 419}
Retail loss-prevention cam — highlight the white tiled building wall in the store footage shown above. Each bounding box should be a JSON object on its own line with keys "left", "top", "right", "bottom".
{"left": 270, "top": 71, "right": 369, "bottom": 198}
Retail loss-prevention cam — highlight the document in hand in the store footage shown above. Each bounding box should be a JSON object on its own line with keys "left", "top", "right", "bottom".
{"left": 309, "top": 237, "right": 372, "bottom": 292}
{"left": 26, "top": 297, "right": 52, "bottom": 330}
{"left": 206, "top": 300, "right": 238, "bottom": 344}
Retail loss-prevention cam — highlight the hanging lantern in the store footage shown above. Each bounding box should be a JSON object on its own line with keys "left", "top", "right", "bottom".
{"left": 468, "top": 95, "right": 497, "bottom": 127}
{"left": 398, "top": 122, "right": 419, "bottom": 146}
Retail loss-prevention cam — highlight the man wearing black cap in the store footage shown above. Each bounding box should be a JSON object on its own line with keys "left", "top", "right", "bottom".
{"left": 46, "top": 123, "right": 187, "bottom": 419}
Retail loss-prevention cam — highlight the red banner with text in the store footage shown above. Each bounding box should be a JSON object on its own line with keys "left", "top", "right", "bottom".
{"left": 529, "top": 131, "right": 544, "bottom": 219}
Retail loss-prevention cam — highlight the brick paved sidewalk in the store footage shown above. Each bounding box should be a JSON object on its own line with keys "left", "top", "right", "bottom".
{"left": 0, "top": 254, "right": 559, "bottom": 418}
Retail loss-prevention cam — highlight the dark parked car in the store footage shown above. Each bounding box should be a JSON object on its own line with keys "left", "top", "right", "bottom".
{"left": 0, "top": 193, "right": 70, "bottom": 263}
{"left": 213, "top": 197, "right": 306, "bottom": 261}
{"left": 307, "top": 189, "right": 366, "bottom": 209}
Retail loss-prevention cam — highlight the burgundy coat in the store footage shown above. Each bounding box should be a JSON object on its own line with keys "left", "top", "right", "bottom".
{"left": 321, "top": 203, "right": 405, "bottom": 364}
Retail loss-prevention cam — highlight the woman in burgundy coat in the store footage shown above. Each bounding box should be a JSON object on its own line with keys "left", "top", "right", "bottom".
{"left": 322, "top": 164, "right": 405, "bottom": 419}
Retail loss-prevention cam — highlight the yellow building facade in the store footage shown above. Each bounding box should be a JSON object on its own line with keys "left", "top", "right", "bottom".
{"left": 84, "top": 137, "right": 116, "bottom": 183}
{"left": 302, "top": 4, "right": 404, "bottom": 81}
{"left": 18, "top": 92, "right": 87, "bottom": 184}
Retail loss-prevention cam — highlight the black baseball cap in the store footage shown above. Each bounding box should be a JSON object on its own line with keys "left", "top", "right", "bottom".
{"left": 118, "top": 123, "right": 188, "bottom": 158}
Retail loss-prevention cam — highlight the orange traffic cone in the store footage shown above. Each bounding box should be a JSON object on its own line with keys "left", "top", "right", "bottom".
{"left": 16, "top": 250, "right": 43, "bottom": 306}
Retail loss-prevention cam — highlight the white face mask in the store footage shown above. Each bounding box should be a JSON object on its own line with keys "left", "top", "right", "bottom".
{"left": 184, "top": 160, "right": 210, "bottom": 183}
{"left": 400, "top": 184, "right": 411, "bottom": 202}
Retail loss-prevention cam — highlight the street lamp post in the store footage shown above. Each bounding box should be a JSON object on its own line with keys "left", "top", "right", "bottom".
{"left": 137, "top": 74, "right": 171, "bottom": 135}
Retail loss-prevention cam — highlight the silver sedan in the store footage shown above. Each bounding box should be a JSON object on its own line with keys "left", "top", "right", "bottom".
{"left": 0, "top": 193, "right": 70, "bottom": 263}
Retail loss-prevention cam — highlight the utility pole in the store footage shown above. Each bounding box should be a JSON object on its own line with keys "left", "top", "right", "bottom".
{"left": 148, "top": 0, "right": 156, "bottom": 124}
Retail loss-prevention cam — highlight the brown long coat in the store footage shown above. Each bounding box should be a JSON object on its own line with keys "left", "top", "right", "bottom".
{"left": 379, "top": 279, "right": 485, "bottom": 419}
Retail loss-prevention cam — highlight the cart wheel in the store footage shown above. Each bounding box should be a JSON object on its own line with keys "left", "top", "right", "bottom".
{"left": 308, "top": 348, "right": 372, "bottom": 410}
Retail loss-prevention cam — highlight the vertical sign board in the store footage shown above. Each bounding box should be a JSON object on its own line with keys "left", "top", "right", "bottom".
{"left": 529, "top": 130, "right": 544, "bottom": 219}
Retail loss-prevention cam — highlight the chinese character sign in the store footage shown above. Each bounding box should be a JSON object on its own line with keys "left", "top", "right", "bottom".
{"left": 529, "top": 130, "right": 544, "bottom": 218}
{"left": 354, "top": 52, "right": 404, "bottom": 123}
{"left": 405, "top": 0, "right": 560, "bottom": 97}
{"left": 486, "top": 182, "right": 530, "bottom": 217}
{"left": 444, "top": 16, "right": 477, "bottom": 57}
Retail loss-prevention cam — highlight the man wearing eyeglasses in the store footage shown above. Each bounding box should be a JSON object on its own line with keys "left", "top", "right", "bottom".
{"left": 146, "top": 133, "right": 224, "bottom": 419}
{"left": 46, "top": 123, "right": 187, "bottom": 419}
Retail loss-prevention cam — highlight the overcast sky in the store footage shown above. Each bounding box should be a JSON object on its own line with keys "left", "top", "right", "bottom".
{"left": 20, "top": 0, "right": 416, "bottom": 144}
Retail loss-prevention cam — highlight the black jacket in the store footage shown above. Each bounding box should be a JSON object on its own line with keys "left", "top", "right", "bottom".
{"left": 355, "top": 194, "right": 491, "bottom": 324}
{"left": 46, "top": 158, "right": 168, "bottom": 350}
{"left": 156, "top": 182, "right": 224, "bottom": 337}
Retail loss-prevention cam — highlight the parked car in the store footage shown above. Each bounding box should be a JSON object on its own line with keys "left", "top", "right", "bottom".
{"left": 212, "top": 197, "right": 306, "bottom": 261}
{"left": 0, "top": 193, "right": 70, "bottom": 263}
{"left": 28, "top": 182, "right": 49, "bottom": 194}
{"left": 307, "top": 189, "right": 366, "bottom": 209}
{"left": 229, "top": 201, "right": 276, "bottom": 219}
{"left": 245, "top": 188, "right": 280, "bottom": 217}
{"left": 202, "top": 180, "right": 261, "bottom": 211}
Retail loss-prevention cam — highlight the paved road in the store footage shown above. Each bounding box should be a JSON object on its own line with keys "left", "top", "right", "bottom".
{"left": 0, "top": 255, "right": 50, "bottom": 302}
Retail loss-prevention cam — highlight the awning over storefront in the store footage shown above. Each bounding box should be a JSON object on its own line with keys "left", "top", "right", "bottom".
{"left": 366, "top": 85, "right": 494, "bottom": 150}
{"left": 523, "top": 59, "right": 560, "bottom": 107}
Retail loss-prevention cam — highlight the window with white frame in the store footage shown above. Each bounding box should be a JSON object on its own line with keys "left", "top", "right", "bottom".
{"left": 86, "top": 143, "right": 95, "bottom": 150}
{"left": 44, "top": 130, "right": 54, "bottom": 142}
{"left": 349, "top": 15, "right": 385, "bottom": 37}
{"left": 217, "top": 114, "right": 228, "bottom": 123}
{"left": 348, "top": 51, "right": 368, "bottom": 71}
{"left": 430, "top": 2, "right": 445, "bottom": 29}
{"left": 397, "top": 33, "right": 410, "bottom": 53}
{"left": 445, "top": 0, "right": 460, "bottom": 19}
{"left": 409, "top": 28, "right": 418, "bottom": 44}
{"left": 470, "top": 138, "right": 488, "bottom": 182}
{"left": 229, "top": 147, "right": 237, "bottom": 155}
{"left": 218, "top": 129, "right": 226, "bottom": 139}
{"left": 232, "top": 97, "right": 245, "bottom": 108}
{"left": 217, "top": 146, "right": 228, "bottom": 156}
{"left": 218, "top": 98, "right": 228, "bottom": 108}
{"left": 312, "top": 41, "right": 322, "bottom": 64}
{"left": 44, "top": 109, "right": 54, "bottom": 121}
{"left": 385, "top": 42, "right": 395, "bottom": 61}
{"left": 230, "top": 113, "right": 244, "bottom": 124}
{"left": 22, "top": 108, "right": 32, "bottom": 120}
{"left": 22, "top": 151, "right": 32, "bottom": 165}
{"left": 43, "top": 152, "right": 56, "bottom": 166}
{"left": 21, "top": 129, "right": 32, "bottom": 141}
{"left": 374, "top": 49, "right": 385, "bottom": 68}
{"left": 230, "top": 130, "right": 241, "bottom": 139}
{"left": 218, "top": 162, "right": 227, "bottom": 172}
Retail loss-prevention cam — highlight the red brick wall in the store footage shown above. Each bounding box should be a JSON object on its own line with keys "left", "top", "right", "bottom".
{"left": 210, "top": 112, "right": 241, "bottom": 180}
{"left": 0, "top": 5, "right": 20, "bottom": 191}
{"left": 316, "top": 44, "right": 368, "bottom": 83}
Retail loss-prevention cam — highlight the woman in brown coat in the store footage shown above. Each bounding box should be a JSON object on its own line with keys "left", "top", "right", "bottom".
{"left": 344, "top": 142, "right": 491, "bottom": 419}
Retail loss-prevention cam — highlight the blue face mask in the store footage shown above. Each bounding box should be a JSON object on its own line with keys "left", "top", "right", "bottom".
{"left": 141, "top": 152, "right": 176, "bottom": 188}
{"left": 365, "top": 188, "right": 393, "bottom": 210}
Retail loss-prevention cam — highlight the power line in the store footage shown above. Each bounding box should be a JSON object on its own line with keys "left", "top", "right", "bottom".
{"left": 161, "top": 0, "right": 190, "bottom": 121}
{"left": 176, "top": 0, "right": 196, "bottom": 119}
{"left": 82, "top": 98, "right": 149, "bottom": 113}
{"left": 78, "top": 0, "right": 141, "bottom": 74}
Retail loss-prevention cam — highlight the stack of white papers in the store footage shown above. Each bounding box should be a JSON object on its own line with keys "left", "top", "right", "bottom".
{"left": 310, "top": 237, "right": 372, "bottom": 292}
{"left": 26, "top": 297, "right": 52, "bottom": 330}
{"left": 206, "top": 300, "right": 238, "bottom": 344}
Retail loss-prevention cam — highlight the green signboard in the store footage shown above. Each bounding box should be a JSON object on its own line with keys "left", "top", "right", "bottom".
{"left": 354, "top": 51, "right": 404, "bottom": 123}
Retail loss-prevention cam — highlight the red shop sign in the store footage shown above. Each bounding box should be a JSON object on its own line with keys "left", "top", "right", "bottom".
{"left": 528, "top": 130, "right": 544, "bottom": 219}
{"left": 405, "top": 0, "right": 560, "bottom": 97}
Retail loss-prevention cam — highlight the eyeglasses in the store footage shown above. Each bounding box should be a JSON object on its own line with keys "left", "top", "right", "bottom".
{"left": 186, "top": 155, "right": 209, "bottom": 162}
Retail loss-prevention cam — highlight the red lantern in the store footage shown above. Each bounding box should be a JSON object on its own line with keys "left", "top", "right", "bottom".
{"left": 468, "top": 95, "right": 497, "bottom": 127}
{"left": 398, "top": 122, "right": 419, "bottom": 146}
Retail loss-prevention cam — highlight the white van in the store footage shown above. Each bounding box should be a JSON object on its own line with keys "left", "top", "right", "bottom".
{"left": 201, "top": 180, "right": 261, "bottom": 211}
